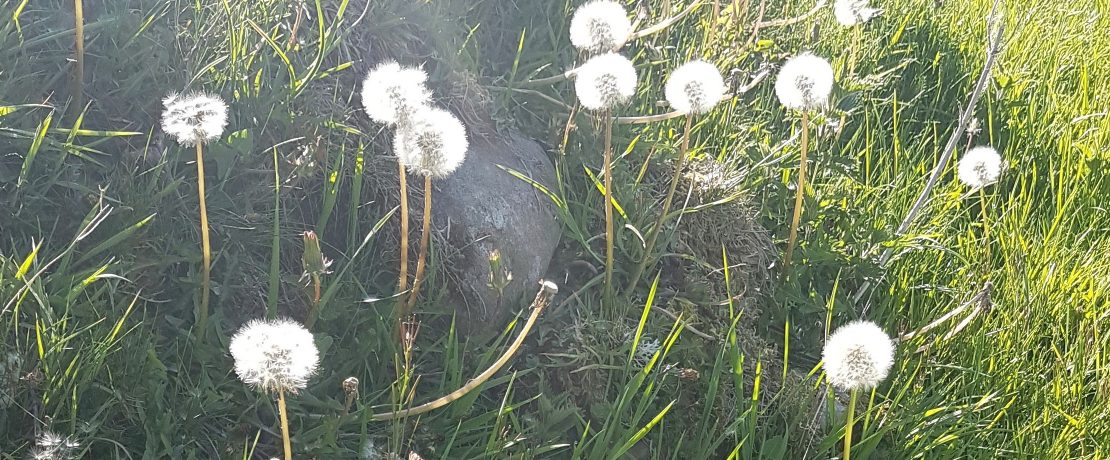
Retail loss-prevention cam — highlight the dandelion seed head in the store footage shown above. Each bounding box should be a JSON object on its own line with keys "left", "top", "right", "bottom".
{"left": 31, "top": 431, "right": 79, "bottom": 460}
{"left": 161, "top": 92, "right": 228, "bottom": 147}
{"left": 822, "top": 320, "right": 895, "bottom": 391}
{"left": 664, "top": 60, "right": 726, "bottom": 115}
{"left": 834, "top": 0, "right": 880, "bottom": 26}
{"left": 361, "top": 62, "right": 432, "bottom": 126}
{"left": 574, "top": 53, "right": 638, "bottom": 111}
{"left": 31, "top": 448, "right": 56, "bottom": 460}
{"left": 229, "top": 318, "right": 319, "bottom": 394}
{"left": 37, "top": 432, "right": 66, "bottom": 450}
{"left": 569, "top": 0, "right": 633, "bottom": 53}
{"left": 393, "top": 107, "right": 468, "bottom": 178}
{"left": 957, "top": 146, "right": 1003, "bottom": 189}
{"left": 774, "top": 53, "right": 835, "bottom": 111}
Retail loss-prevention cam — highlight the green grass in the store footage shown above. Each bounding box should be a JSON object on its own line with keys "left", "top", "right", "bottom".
{"left": 2, "top": 0, "right": 1110, "bottom": 458}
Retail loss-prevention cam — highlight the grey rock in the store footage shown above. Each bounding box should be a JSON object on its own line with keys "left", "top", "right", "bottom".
{"left": 432, "top": 131, "right": 560, "bottom": 334}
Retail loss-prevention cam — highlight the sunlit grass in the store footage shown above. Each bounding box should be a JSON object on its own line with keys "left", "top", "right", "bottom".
{"left": 1, "top": 0, "right": 1108, "bottom": 457}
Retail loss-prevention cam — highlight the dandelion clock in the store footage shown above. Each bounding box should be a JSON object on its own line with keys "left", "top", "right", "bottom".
{"left": 394, "top": 107, "right": 470, "bottom": 319}
{"left": 230, "top": 318, "right": 319, "bottom": 460}
{"left": 360, "top": 61, "right": 432, "bottom": 127}
{"left": 957, "top": 146, "right": 1003, "bottom": 189}
{"left": 834, "top": 0, "right": 880, "bottom": 27}
{"left": 161, "top": 91, "right": 228, "bottom": 341}
{"left": 822, "top": 320, "right": 895, "bottom": 460}
{"left": 569, "top": 0, "right": 633, "bottom": 53}
{"left": 774, "top": 52, "right": 835, "bottom": 271}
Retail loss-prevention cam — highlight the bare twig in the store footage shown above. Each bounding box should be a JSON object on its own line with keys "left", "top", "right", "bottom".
{"left": 896, "top": 282, "right": 992, "bottom": 343}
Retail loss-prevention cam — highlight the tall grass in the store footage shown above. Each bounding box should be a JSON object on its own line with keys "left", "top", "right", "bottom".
{"left": 2, "top": 0, "right": 1109, "bottom": 458}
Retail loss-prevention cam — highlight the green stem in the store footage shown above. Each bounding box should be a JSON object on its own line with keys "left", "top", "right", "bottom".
{"left": 979, "top": 187, "right": 990, "bottom": 270}
{"left": 603, "top": 110, "right": 615, "bottom": 300}
{"left": 303, "top": 273, "right": 321, "bottom": 328}
{"left": 313, "top": 274, "right": 321, "bottom": 305}
{"left": 783, "top": 111, "right": 810, "bottom": 274}
{"left": 267, "top": 148, "right": 280, "bottom": 319}
{"left": 844, "top": 388, "right": 858, "bottom": 460}
{"left": 628, "top": 114, "right": 692, "bottom": 295}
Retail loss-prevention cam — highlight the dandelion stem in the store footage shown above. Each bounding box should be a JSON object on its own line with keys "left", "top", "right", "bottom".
{"left": 603, "top": 109, "right": 616, "bottom": 301}
{"left": 628, "top": 114, "right": 692, "bottom": 295}
{"left": 267, "top": 147, "right": 281, "bottom": 319}
{"left": 278, "top": 390, "right": 293, "bottom": 460}
{"left": 560, "top": 101, "right": 580, "bottom": 155}
{"left": 312, "top": 274, "right": 322, "bottom": 307}
{"left": 73, "top": 0, "right": 85, "bottom": 108}
{"left": 844, "top": 388, "right": 858, "bottom": 460}
{"left": 396, "top": 162, "right": 410, "bottom": 327}
{"left": 372, "top": 282, "right": 556, "bottom": 421}
{"left": 784, "top": 111, "right": 809, "bottom": 273}
{"left": 195, "top": 142, "right": 212, "bottom": 340}
{"left": 979, "top": 187, "right": 990, "bottom": 268}
{"left": 406, "top": 176, "right": 433, "bottom": 314}
{"left": 288, "top": 1, "right": 304, "bottom": 48}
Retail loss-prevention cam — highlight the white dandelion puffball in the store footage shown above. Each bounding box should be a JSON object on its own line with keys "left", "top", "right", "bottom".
{"left": 394, "top": 107, "right": 469, "bottom": 178}
{"left": 822, "top": 320, "right": 895, "bottom": 391}
{"left": 569, "top": 1, "right": 633, "bottom": 53}
{"left": 31, "top": 431, "right": 80, "bottom": 460}
{"left": 230, "top": 318, "right": 320, "bottom": 394}
{"left": 957, "top": 146, "right": 1003, "bottom": 189}
{"left": 774, "top": 53, "right": 835, "bottom": 111}
{"left": 834, "top": 0, "right": 880, "bottom": 26}
{"left": 360, "top": 61, "right": 432, "bottom": 126}
{"left": 665, "top": 60, "right": 726, "bottom": 115}
{"left": 574, "top": 53, "right": 638, "bottom": 111}
{"left": 161, "top": 92, "right": 228, "bottom": 147}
